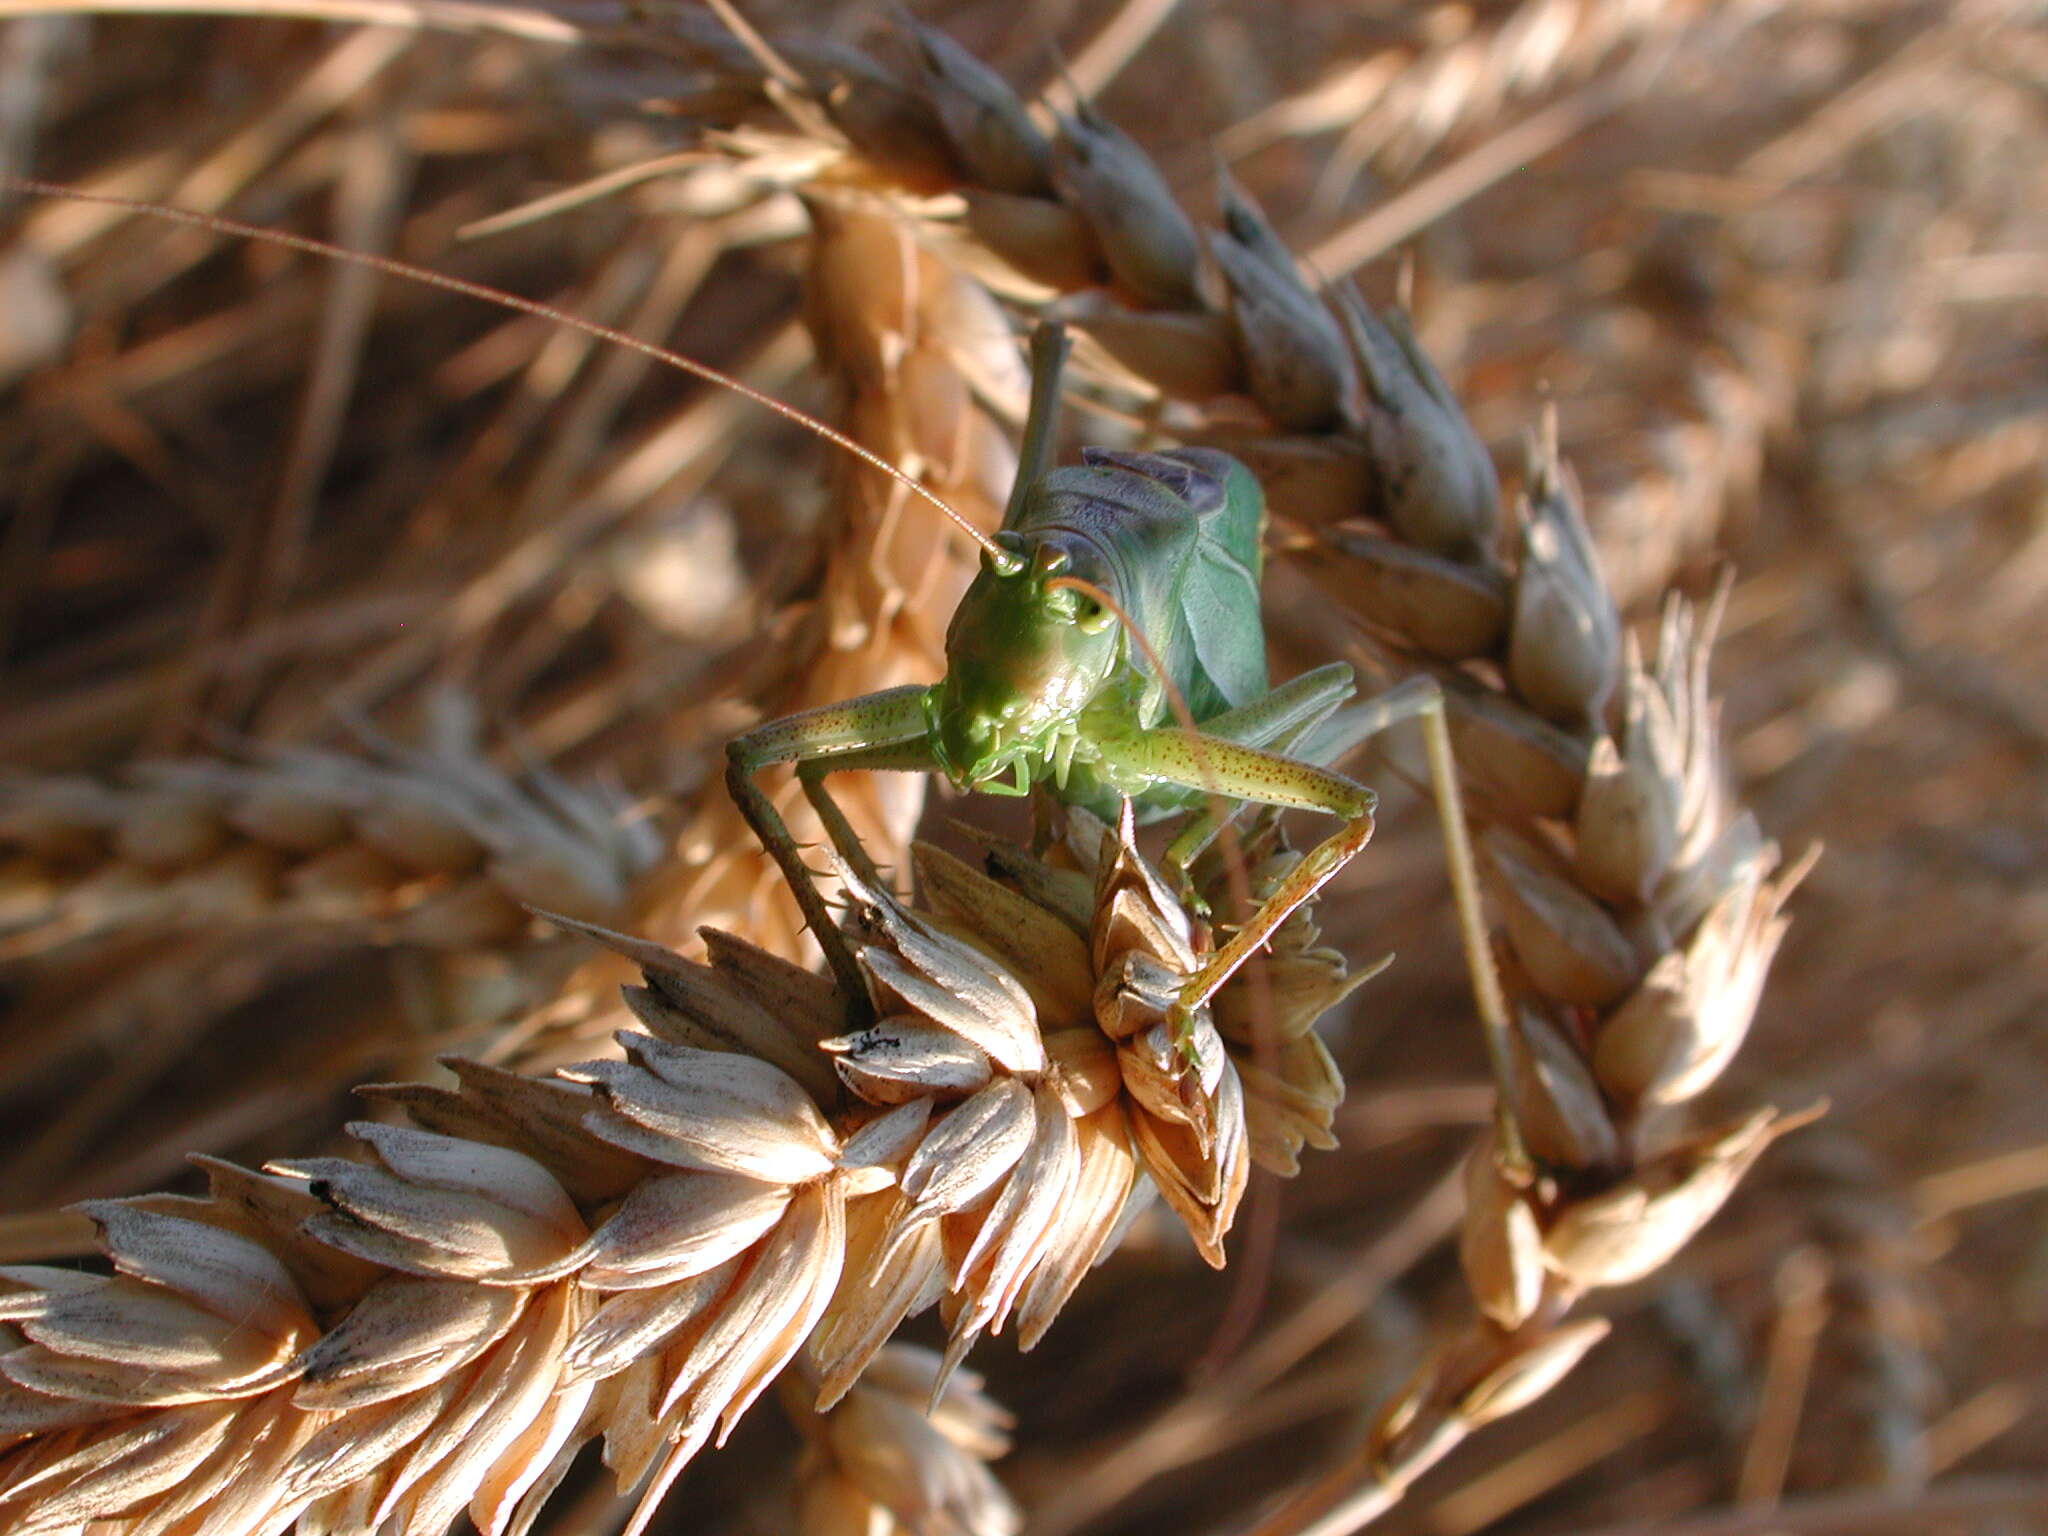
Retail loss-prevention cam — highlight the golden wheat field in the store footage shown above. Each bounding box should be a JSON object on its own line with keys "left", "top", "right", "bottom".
{"left": 0, "top": 2, "right": 2044, "bottom": 1533}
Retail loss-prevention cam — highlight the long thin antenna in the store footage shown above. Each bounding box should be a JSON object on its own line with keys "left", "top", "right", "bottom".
{"left": 0, "top": 176, "right": 1007, "bottom": 562}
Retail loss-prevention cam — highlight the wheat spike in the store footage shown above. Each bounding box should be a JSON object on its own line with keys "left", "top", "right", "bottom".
{"left": 0, "top": 808, "right": 1365, "bottom": 1535}
{"left": 513, "top": 198, "right": 1026, "bottom": 1067}
{"left": 784, "top": 1343, "right": 1020, "bottom": 1536}
{"left": 1221, "top": 0, "right": 1743, "bottom": 176}
{"left": 0, "top": 693, "right": 660, "bottom": 963}
{"left": 637, "top": 34, "right": 1814, "bottom": 1527}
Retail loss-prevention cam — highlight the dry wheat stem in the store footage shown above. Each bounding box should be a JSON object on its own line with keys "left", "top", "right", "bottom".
{"left": 0, "top": 0, "right": 580, "bottom": 41}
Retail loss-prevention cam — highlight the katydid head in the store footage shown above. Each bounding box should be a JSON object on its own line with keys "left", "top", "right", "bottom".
{"left": 926, "top": 529, "right": 1120, "bottom": 790}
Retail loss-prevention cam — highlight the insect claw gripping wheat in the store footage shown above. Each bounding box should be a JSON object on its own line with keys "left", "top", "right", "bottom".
{"left": 0, "top": 19, "right": 1818, "bottom": 1536}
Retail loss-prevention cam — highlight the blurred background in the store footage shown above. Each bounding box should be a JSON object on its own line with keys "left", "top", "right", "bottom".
{"left": 1, "top": 1, "right": 2044, "bottom": 1532}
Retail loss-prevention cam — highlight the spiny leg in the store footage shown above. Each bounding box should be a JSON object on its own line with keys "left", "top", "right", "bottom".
{"left": 725, "top": 683, "right": 932, "bottom": 1009}
{"left": 796, "top": 736, "right": 953, "bottom": 888}
{"left": 1160, "top": 662, "right": 1358, "bottom": 895}
{"left": 1095, "top": 727, "right": 1379, "bottom": 1021}
{"left": 1319, "top": 675, "right": 1515, "bottom": 1153}
{"left": 1205, "top": 672, "right": 1516, "bottom": 1157}
{"left": 1106, "top": 674, "right": 1509, "bottom": 1106}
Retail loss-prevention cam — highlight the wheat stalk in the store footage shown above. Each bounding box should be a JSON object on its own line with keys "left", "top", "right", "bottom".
{"left": 0, "top": 34, "right": 826, "bottom": 1190}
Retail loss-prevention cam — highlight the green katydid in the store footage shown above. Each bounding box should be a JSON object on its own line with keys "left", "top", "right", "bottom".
{"left": 4, "top": 178, "right": 1505, "bottom": 1063}
{"left": 729, "top": 323, "right": 1507, "bottom": 1051}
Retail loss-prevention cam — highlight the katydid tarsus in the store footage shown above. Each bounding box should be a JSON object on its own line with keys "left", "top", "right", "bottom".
{"left": 5, "top": 178, "right": 1507, "bottom": 1065}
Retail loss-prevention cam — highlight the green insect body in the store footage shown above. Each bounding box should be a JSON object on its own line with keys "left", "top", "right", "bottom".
{"left": 929, "top": 442, "right": 1269, "bottom": 816}
{"left": 728, "top": 324, "right": 1386, "bottom": 1025}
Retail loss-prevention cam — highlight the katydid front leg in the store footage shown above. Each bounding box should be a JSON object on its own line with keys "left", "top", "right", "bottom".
{"left": 725, "top": 684, "right": 935, "bottom": 1009}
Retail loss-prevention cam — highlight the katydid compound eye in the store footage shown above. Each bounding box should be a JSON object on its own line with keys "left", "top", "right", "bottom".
{"left": 985, "top": 530, "right": 1029, "bottom": 576}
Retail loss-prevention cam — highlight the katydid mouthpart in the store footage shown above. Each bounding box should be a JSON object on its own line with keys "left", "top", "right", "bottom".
{"left": 5, "top": 178, "right": 1505, "bottom": 1071}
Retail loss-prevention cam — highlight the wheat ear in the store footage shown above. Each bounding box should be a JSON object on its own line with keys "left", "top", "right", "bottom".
{"left": 621, "top": 199, "right": 1019, "bottom": 973}
{"left": 0, "top": 799, "right": 1364, "bottom": 1534}
{"left": 1, "top": 692, "right": 659, "bottom": 964}
{"left": 654, "top": 30, "right": 1816, "bottom": 1529}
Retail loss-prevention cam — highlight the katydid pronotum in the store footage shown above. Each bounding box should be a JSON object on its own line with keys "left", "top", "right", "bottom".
{"left": 5, "top": 178, "right": 1507, "bottom": 1070}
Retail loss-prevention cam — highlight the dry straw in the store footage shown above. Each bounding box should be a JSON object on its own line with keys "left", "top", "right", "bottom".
{"left": 0, "top": 14, "right": 1820, "bottom": 1536}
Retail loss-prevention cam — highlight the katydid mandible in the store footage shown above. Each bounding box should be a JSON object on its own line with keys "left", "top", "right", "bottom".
{"left": 730, "top": 324, "right": 1404, "bottom": 1029}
